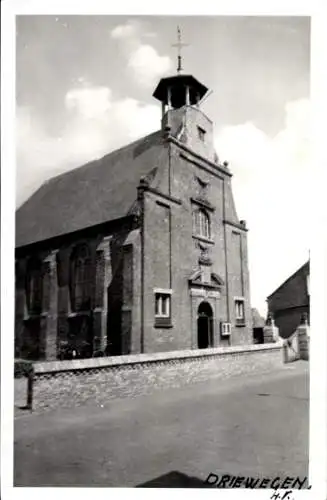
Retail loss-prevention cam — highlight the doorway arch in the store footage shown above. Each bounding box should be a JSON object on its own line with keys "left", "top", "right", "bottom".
{"left": 197, "top": 301, "right": 213, "bottom": 349}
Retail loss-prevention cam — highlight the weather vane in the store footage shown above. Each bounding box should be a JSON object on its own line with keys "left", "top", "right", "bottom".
{"left": 172, "top": 26, "right": 189, "bottom": 74}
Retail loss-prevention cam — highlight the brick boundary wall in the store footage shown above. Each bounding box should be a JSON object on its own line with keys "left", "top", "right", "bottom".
{"left": 21, "top": 343, "right": 283, "bottom": 412}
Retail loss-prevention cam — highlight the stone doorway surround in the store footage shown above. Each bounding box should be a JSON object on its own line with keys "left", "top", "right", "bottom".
{"left": 189, "top": 269, "right": 224, "bottom": 349}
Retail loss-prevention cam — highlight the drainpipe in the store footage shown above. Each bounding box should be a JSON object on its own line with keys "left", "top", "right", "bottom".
{"left": 222, "top": 179, "right": 231, "bottom": 330}
{"left": 137, "top": 180, "right": 146, "bottom": 353}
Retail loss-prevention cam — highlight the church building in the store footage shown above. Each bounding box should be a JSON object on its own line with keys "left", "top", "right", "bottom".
{"left": 15, "top": 52, "right": 253, "bottom": 361}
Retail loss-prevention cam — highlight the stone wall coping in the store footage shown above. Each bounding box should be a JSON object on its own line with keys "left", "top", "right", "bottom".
{"left": 32, "top": 342, "right": 282, "bottom": 375}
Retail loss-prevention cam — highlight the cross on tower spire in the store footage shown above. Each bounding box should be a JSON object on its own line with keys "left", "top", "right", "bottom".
{"left": 172, "top": 26, "right": 189, "bottom": 74}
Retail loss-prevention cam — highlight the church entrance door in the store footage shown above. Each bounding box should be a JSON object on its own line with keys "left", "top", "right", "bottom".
{"left": 197, "top": 301, "right": 213, "bottom": 349}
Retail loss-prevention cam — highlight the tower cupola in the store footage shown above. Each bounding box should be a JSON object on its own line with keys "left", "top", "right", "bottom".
{"left": 153, "top": 26, "right": 208, "bottom": 117}
{"left": 152, "top": 27, "right": 217, "bottom": 164}
{"left": 153, "top": 74, "right": 208, "bottom": 113}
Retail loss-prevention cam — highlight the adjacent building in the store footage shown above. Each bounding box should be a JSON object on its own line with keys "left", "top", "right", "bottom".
{"left": 15, "top": 66, "right": 253, "bottom": 361}
{"left": 267, "top": 261, "right": 310, "bottom": 339}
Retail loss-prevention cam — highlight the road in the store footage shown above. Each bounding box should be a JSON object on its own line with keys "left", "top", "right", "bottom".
{"left": 14, "top": 361, "right": 309, "bottom": 487}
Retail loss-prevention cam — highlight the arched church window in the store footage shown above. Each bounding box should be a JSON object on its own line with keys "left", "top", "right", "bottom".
{"left": 26, "top": 257, "right": 43, "bottom": 315}
{"left": 193, "top": 208, "right": 211, "bottom": 239}
{"left": 70, "top": 244, "right": 92, "bottom": 312}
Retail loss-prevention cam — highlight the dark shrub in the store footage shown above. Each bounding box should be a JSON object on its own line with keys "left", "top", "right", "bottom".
{"left": 14, "top": 359, "right": 33, "bottom": 378}
{"left": 93, "top": 350, "right": 105, "bottom": 358}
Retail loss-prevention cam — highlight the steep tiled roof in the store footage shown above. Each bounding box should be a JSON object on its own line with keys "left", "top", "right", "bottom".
{"left": 16, "top": 130, "right": 165, "bottom": 248}
{"left": 267, "top": 261, "right": 310, "bottom": 300}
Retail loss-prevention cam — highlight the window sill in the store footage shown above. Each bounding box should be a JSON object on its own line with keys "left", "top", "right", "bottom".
{"left": 192, "top": 235, "right": 215, "bottom": 245}
{"left": 23, "top": 312, "right": 44, "bottom": 321}
{"left": 235, "top": 321, "right": 246, "bottom": 327}
{"left": 68, "top": 311, "right": 92, "bottom": 318}
{"left": 154, "top": 317, "right": 173, "bottom": 328}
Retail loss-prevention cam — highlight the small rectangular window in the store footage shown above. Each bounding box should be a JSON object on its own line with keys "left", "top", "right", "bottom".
{"left": 154, "top": 290, "right": 172, "bottom": 327}
{"left": 197, "top": 126, "right": 206, "bottom": 141}
{"left": 155, "top": 293, "right": 170, "bottom": 317}
{"left": 220, "top": 322, "right": 231, "bottom": 336}
{"left": 234, "top": 299, "right": 245, "bottom": 325}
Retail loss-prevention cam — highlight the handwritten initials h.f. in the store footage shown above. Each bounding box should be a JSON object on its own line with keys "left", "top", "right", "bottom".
{"left": 270, "top": 491, "right": 293, "bottom": 500}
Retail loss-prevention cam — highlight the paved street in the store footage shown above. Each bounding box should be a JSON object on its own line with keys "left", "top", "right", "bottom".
{"left": 14, "top": 361, "right": 309, "bottom": 487}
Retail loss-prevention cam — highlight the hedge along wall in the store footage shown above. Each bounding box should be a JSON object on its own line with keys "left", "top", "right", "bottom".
{"left": 26, "top": 343, "right": 283, "bottom": 412}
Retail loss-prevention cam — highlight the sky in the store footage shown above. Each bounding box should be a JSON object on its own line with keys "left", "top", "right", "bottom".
{"left": 16, "top": 15, "right": 310, "bottom": 317}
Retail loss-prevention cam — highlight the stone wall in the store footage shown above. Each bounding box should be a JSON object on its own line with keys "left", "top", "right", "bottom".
{"left": 21, "top": 343, "right": 283, "bottom": 412}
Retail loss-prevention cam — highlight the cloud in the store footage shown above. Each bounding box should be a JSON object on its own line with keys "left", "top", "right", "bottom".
{"left": 110, "top": 19, "right": 139, "bottom": 40}
{"left": 215, "top": 98, "right": 310, "bottom": 316}
{"left": 16, "top": 85, "right": 161, "bottom": 207}
{"left": 128, "top": 45, "right": 172, "bottom": 87}
{"left": 16, "top": 107, "right": 65, "bottom": 203}
{"left": 65, "top": 86, "right": 113, "bottom": 119}
{"left": 143, "top": 32, "right": 157, "bottom": 39}
{"left": 110, "top": 97, "right": 161, "bottom": 139}
{"left": 110, "top": 19, "right": 172, "bottom": 87}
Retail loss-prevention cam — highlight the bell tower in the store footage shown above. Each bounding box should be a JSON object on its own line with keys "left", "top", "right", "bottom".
{"left": 152, "top": 27, "right": 217, "bottom": 163}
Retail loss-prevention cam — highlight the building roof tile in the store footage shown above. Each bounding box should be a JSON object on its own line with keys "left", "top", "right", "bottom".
{"left": 16, "top": 130, "right": 165, "bottom": 248}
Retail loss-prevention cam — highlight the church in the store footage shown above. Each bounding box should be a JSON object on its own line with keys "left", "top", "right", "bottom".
{"left": 15, "top": 50, "right": 253, "bottom": 361}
